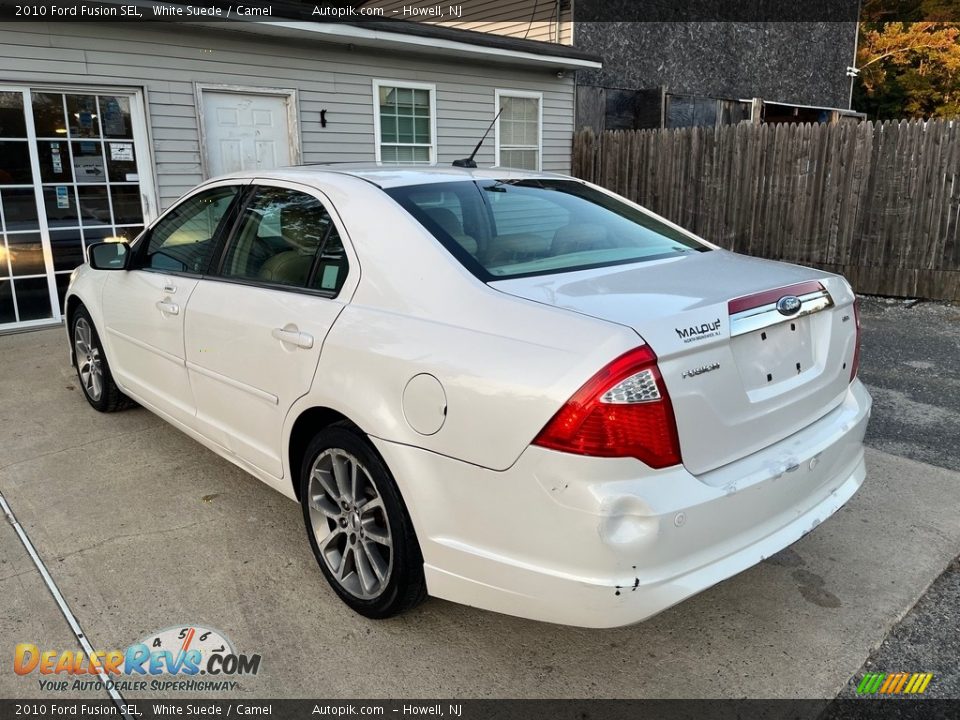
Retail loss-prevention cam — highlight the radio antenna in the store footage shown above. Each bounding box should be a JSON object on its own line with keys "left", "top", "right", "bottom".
{"left": 453, "top": 107, "right": 503, "bottom": 168}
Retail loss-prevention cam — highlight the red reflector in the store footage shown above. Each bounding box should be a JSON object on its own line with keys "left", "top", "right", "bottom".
{"left": 850, "top": 297, "right": 862, "bottom": 382}
{"left": 728, "top": 281, "right": 825, "bottom": 315}
{"left": 532, "top": 346, "right": 682, "bottom": 469}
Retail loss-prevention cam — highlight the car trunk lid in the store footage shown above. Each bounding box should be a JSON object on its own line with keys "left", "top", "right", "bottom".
{"left": 490, "top": 250, "right": 859, "bottom": 475}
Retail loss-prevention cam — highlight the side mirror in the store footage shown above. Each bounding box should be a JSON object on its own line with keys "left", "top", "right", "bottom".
{"left": 87, "top": 241, "right": 130, "bottom": 271}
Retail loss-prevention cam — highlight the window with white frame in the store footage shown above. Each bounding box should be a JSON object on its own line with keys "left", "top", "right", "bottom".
{"left": 496, "top": 90, "right": 542, "bottom": 171}
{"left": 373, "top": 80, "right": 436, "bottom": 165}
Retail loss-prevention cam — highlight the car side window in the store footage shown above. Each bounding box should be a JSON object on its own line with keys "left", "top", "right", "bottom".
{"left": 219, "top": 186, "right": 348, "bottom": 294}
{"left": 140, "top": 186, "right": 240, "bottom": 274}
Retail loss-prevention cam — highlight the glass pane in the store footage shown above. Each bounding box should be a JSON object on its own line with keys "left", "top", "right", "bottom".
{"left": 71, "top": 141, "right": 106, "bottom": 183}
{"left": 222, "top": 187, "right": 336, "bottom": 288}
{"left": 13, "top": 276, "right": 52, "bottom": 321}
{"left": 49, "top": 230, "right": 84, "bottom": 272}
{"left": 525, "top": 122, "right": 538, "bottom": 146}
{"left": 414, "top": 118, "right": 429, "bottom": 143}
{"left": 414, "top": 92, "right": 430, "bottom": 117}
{"left": 388, "top": 179, "right": 707, "bottom": 280}
{"left": 0, "top": 279, "right": 14, "bottom": 324}
{"left": 7, "top": 233, "right": 46, "bottom": 276}
{"left": 501, "top": 149, "right": 538, "bottom": 170}
{"left": 105, "top": 141, "right": 137, "bottom": 182}
{"left": 144, "top": 186, "right": 239, "bottom": 273}
{"left": 411, "top": 146, "right": 430, "bottom": 163}
{"left": 1, "top": 188, "right": 39, "bottom": 230}
{"left": 380, "top": 145, "right": 398, "bottom": 163}
{"left": 0, "top": 141, "right": 33, "bottom": 184}
{"left": 396, "top": 88, "right": 413, "bottom": 113}
{"left": 66, "top": 95, "right": 101, "bottom": 138}
{"left": 0, "top": 243, "right": 7, "bottom": 278}
{"left": 37, "top": 141, "right": 73, "bottom": 183}
{"left": 112, "top": 225, "right": 143, "bottom": 243}
{"left": 83, "top": 226, "right": 119, "bottom": 245}
{"left": 55, "top": 272, "right": 71, "bottom": 316}
{"left": 309, "top": 227, "right": 348, "bottom": 293}
{"left": 397, "top": 116, "right": 413, "bottom": 144}
{"left": 76, "top": 185, "right": 111, "bottom": 226}
{"left": 500, "top": 119, "right": 518, "bottom": 146}
{"left": 110, "top": 185, "right": 143, "bottom": 225}
{"left": 43, "top": 186, "right": 78, "bottom": 227}
{"left": 380, "top": 114, "right": 397, "bottom": 143}
{"left": 98, "top": 96, "right": 133, "bottom": 139}
{"left": 32, "top": 93, "right": 67, "bottom": 138}
{"left": 0, "top": 92, "right": 27, "bottom": 138}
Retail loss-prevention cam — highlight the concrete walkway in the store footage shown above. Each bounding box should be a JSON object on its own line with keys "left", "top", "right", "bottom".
{"left": 1, "top": 327, "right": 958, "bottom": 699}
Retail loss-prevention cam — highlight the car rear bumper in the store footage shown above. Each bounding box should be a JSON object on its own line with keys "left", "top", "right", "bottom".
{"left": 373, "top": 380, "right": 871, "bottom": 628}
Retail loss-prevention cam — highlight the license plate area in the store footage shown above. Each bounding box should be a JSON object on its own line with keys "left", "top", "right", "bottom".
{"left": 731, "top": 315, "right": 816, "bottom": 391}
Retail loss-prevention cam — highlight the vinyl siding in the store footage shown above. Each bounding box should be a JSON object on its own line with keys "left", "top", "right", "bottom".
{"left": 363, "top": 0, "right": 574, "bottom": 44}
{"left": 0, "top": 23, "right": 575, "bottom": 211}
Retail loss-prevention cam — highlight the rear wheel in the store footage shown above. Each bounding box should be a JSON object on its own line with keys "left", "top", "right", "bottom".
{"left": 71, "top": 306, "right": 131, "bottom": 412}
{"left": 300, "top": 424, "right": 426, "bottom": 618}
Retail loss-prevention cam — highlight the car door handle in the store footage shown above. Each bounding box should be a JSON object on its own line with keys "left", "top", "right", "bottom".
{"left": 156, "top": 300, "right": 180, "bottom": 316}
{"left": 272, "top": 327, "right": 314, "bottom": 349}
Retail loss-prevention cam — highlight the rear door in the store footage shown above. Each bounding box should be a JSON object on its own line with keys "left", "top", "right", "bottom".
{"left": 100, "top": 182, "right": 244, "bottom": 424}
{"left": 183, "top": 180, "right": 357, "bottom": 478}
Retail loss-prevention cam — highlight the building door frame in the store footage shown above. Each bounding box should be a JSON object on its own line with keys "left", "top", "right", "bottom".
{"left": 194, "top": 83, "right": 301, "bottom": 179}
{"left": 0, "top": 83, "right": 157, "bottom": 331}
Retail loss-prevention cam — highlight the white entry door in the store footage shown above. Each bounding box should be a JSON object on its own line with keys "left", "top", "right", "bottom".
{"left": 198, "top": 87, "right": 299, "bottom": 177}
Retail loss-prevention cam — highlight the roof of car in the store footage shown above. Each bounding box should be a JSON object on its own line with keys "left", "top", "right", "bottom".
{"left": 224, "top": 164, "right": 578, "bottom": 189}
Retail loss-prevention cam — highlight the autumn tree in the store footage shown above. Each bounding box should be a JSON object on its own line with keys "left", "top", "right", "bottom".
{"left": 854, "top": 19, "right": 960, "bottom": 119}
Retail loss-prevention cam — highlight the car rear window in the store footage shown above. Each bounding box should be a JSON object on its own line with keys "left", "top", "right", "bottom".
{"left": 384, "top": 179, "right": 709, "bottom": 280}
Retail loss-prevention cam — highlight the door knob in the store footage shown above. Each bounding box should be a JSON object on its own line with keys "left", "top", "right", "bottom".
{"left": 156, "top": 300, "right": 180, "bottom": 315}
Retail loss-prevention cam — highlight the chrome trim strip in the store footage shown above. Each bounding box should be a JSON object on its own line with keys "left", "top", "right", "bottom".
{"left": 730, "top": 290, "right": 833, "bottom": 337}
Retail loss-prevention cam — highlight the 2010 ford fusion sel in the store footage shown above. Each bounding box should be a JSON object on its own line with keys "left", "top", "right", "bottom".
{"left": 65, "top": 166, "right": 871, "bottom": 627}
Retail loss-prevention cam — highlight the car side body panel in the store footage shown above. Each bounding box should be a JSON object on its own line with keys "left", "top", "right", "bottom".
{"left": 64, "top": 165, "right": 871, "bottom": 627}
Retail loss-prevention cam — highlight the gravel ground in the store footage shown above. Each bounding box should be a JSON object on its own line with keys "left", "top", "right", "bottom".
{"left": 856, "top": 297, "right": 960, "bottom": 473}
{"left": 837, "top": 296, "right": 960, "bottom": 699}
{"left": 837, "top": 558, "right": 960, "bottom": 699}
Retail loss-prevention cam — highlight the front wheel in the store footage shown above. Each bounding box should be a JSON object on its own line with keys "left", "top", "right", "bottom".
{"left": 71, "top": 306, "right": 132, "bottom": 412}
{"left": 300, "top": 425, "right": 427, "bottom": 619}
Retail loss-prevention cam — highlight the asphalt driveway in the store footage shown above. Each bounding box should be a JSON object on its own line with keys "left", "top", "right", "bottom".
{"left": 1, "top": 298, "right": 958, "bottom": 700}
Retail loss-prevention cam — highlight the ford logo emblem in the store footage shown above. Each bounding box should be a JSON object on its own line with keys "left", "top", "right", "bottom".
{"left": 776, "top": 295, "right": 802, "bottom": 316}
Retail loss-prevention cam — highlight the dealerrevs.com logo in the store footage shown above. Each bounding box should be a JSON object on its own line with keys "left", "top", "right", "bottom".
{"left": 15, "top": 625, "right": 261, "bottom": 693}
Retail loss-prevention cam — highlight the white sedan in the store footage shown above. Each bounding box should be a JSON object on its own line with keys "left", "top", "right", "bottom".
{"left": 66, "top": 166, "right": 871, "bottom": 627}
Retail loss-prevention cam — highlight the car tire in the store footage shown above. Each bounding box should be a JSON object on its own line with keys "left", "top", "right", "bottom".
{"left": 300, "top": 423, "right": 427, "bottom": 619}
{"left": 71, "top": 306, "right": 132, "bottom": 413}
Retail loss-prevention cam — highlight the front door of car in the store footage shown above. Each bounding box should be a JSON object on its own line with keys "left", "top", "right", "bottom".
{"left": 183, "top": 181, "right": 357, "bottom": 479}
{"left": 100, "top": 182, "right": 245, "bottom": 425}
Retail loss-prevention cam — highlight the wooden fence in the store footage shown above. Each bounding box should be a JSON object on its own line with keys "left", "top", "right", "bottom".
{"left": 572, "top": 120, "right": 960, "bottom": 301}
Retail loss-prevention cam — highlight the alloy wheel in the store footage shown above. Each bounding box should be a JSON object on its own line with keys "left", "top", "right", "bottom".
{"left": 74, "top": 317, "right": 103, "bottom": 402}
{"left": 306, "top": 448, "right": 393, "bottom": 599}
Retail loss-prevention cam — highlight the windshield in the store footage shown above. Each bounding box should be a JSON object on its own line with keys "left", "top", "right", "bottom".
{"left": 385, "top": 179, "right": 709, "bottom": 280}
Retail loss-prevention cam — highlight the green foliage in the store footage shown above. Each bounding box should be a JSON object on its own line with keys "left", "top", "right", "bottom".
{"left": 854, "top": 20, "right": 960, "bottom": 119}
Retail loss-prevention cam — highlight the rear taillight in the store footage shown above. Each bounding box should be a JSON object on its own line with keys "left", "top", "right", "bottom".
{"left": 532, "top": 346, "right": 682, "bottom": 469}
{"left": 850, "top": 297, "right": 862, "bottom": 382}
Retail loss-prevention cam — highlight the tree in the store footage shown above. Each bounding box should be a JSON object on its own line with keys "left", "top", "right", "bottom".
{"left": 853, "top": 20, "right": 960, "bottom": 119}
